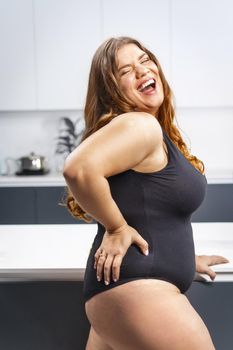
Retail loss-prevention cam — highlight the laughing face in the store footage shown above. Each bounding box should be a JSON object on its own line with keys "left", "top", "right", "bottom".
{"left": 116, "top": 43, "right": 164, "bottom": 117}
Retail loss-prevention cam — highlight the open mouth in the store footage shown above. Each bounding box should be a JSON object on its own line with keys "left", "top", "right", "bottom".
{"left": 137, "top": 78, "right": 156, "bottom": 93}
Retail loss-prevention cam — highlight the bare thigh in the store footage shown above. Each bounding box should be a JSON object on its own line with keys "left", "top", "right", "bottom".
{"left": 86, "top": 326, "right": 114, "bottom": 350}
{"left": 85, "top": 279, "right": 215, "bottom": 350}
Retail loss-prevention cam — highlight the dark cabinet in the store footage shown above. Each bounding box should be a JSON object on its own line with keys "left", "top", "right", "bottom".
{"left": 0, "top": 187, "right": 36, "bottom": 224}
{"left": 0, "top": 184, "right": 232, "bottom": 224}
{"left": 192, "top": 183, "right": 233, "bottom": 222}
{"left": 0, "top": 187, "right": 84, "bottom": 224}
{"left": 36, "top": 187, "right": 79, "bottom": 224}
{"left": 0, "top": 281, "right": 232, "bottom": 350}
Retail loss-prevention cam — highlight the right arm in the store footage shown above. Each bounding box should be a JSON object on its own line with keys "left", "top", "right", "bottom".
{"left": 63, "top": 112, "right": 162, "bottom": 283}
{"left": 63, "top": 112, "right": 162, "bottom": 230}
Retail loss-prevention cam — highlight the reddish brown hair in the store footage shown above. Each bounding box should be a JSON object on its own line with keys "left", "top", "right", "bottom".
{"left": 65, "top": 37, "right": 205, "bottom": 222}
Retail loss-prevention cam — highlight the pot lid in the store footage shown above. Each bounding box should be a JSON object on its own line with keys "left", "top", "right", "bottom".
{"left": 20, "top": 152, "right": 45, "bottom": 160}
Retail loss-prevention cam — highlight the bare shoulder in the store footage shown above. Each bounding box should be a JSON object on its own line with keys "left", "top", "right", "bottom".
{"left": 110, "top": 111, "right": 163, "bottom": 146}
{"left": 111, "top": 111, "right": 162, "bottom": 133}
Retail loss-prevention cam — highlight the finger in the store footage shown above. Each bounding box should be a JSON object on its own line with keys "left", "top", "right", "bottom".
{"left": 209, "top": 255, "right": 230, "bottom": 266}
{"left": 94, "top": 248, "right": 103, "bottom": 269}
{"left": 213, "top": 255, "right": 229, "bottom": 264}
{"left": 103, "top": 255, "right": 114, "bottom": 285}
{"left": 94, "top": 254, "right": 98, "bottom": 269}
{"left": 204, "top": 267, "right": 216, "bottom": 281}
{"left": 96, "top": 254, "right": 107, "bottom": 282}
{"left": 112, "top": 255, "right": 123, "bottom": 282}
{"left": 94, "top": 255, "right": 100, "bottom": 269}
{"left": 133, "top": 233, "right": 149, "bottom": 255}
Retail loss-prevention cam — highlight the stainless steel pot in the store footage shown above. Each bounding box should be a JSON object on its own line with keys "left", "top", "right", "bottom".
{"left": 5, "top": 152, "right": 49, "bottom": 175}
{"left": 19, "top": 152, "right": 46, "bottom": 172}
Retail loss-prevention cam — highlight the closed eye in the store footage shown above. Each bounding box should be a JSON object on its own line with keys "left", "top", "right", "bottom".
{"left": 141, "top": 57, "right": 150, "bottom": 64}
{"left": 121, "top": 69, "right": 130, "bottom": 76}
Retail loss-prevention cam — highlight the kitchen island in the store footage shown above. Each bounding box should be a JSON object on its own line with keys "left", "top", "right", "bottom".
{"left": 0, "top": 222, "right": 232, "bottom": 350}
{"left": 0, "top": 222, "right": 232, "bottom": 281}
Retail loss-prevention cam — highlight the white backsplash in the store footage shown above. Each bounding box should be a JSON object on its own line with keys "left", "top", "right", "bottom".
{"left": 0, "top": 110, "right": 84, "bottom": 175}
{"left": 0, "top": 108, "right": 232, "bottom": 177}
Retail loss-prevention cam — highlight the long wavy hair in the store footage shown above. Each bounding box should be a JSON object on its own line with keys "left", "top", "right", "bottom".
{"left": 65, "top": 36, "right": 205, "bottom": 222}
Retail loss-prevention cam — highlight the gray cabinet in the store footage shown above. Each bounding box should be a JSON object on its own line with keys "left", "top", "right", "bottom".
{"left": 0, "top": 184, "right": 232, "bottom": 224}
{"left": 0, "top": 187, "right": 81, "bottom": 224}
{"left": 0, "top": 281, "right": 232, "bottom": 350}
{"left": 186, "top": 282, "right": 233, "bottom": 350}
{"left": 0, "top": 187, "right": 36, "bottom": 224}
{"left": 36, "top": 187, "right": 81, "bottom": 224}
{"left": 192, "top": 184, "right": 233, "bottom": 222}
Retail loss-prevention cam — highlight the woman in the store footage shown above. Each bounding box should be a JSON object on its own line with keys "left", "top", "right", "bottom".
{"left": 63, "top": 37, "right": 229, "bottom": 350}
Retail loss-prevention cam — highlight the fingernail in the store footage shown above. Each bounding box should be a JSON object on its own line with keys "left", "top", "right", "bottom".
{"left": 105, "top": 280, "right": 109, "bottom": 285}
{"left": 97, "top": 276, "right": 101, "bottom": 281}
{"left": 145, "top": 249, "right": 149, "bottom": 256}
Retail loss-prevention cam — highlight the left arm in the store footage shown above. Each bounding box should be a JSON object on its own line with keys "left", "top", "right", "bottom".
{"left": 195, "top": 254, "right": 229, "bottom": 280}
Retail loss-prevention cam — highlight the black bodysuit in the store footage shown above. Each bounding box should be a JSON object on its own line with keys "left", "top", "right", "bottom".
{"left": 83, "top": 127, "right": 207, "bottom": 302}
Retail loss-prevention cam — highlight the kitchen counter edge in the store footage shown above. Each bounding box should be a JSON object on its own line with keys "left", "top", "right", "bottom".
{"left": 1, "top": 172, "right": 233, "bottom": 187}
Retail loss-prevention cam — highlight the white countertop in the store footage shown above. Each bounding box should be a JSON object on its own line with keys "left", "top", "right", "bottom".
{"left": 0, "top": 173, "right": 65, "bottom": 187}
{"left": 0, "top": 168, "right": 233, "bottom": 186}
{"left": 0, "top": 222, "right": 232, "bottom": 283}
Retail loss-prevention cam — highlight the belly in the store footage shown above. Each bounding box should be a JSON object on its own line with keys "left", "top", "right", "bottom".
{"left": 83, "top": 224, "right": 195, "bottom": 301}
{"left": 119, "top": 225, "right": 195, "bottom": 293}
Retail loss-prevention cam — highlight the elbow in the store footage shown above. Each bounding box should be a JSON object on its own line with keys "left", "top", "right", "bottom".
{"left": 63, "top": 160, "right": 74, "bottom": 180}
{"left": 63, "top": 157, "right": 93, "bottom": 182}
{"left": 62, "top": 155, "right": 81, "bottom": 181}
{"left": 63, "top": 156, "right": 73, "bottom": 180}
{"left": 63, "top": 160, "right": 81, "bottom": 181}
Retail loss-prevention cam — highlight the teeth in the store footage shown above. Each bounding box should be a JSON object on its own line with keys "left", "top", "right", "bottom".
{"left": 138, "top": 78, "right": 155, "bottom": 92}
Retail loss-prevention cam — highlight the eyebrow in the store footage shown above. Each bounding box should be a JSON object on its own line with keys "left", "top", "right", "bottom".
{"left": 118, "top": 52, "right": 148, "bottom": 71}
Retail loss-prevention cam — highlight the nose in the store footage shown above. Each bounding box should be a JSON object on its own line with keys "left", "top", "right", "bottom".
{"left": 135, "top": 64, "right": 149, "bottom": 78}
